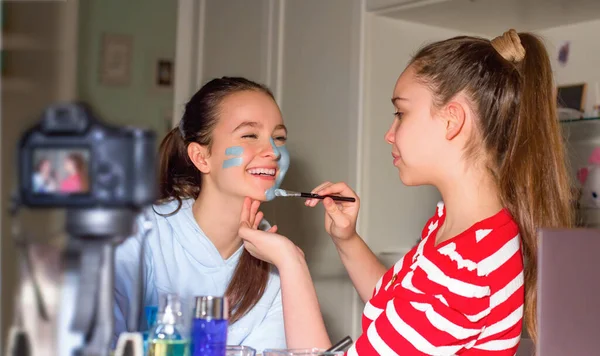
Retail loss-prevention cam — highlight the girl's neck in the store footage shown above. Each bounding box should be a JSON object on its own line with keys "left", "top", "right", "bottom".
{"left": 192, "top": 186, "right": 245, "bottom": 260}
{"left": 435, "top": 162, "right": 503, "bottom": 246}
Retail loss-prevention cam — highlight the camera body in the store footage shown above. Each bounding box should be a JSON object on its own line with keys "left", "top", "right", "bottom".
{"left": 19, "top": 102, "right": 157, "bottom": 209}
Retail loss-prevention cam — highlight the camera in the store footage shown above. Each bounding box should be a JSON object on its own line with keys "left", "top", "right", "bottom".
{"left": 18, "top": 102, "right": 157, "bottom": 209}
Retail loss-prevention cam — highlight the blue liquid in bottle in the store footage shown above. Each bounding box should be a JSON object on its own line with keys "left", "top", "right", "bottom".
{"left": 143, "top": 305, "right": 159, "bottom": 355}
{"left": 190, "top": 296, "right": 228, "bottom": 356}
{"left": 190, "top": 319, "right": 228, "bottom": 356}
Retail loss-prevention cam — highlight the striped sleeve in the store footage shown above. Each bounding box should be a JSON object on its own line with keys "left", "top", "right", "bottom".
{"left": 469, "top": 229, "right": 524, "bottom": 354}
{"left": 364, "top": 251, "right": 413, "bottom": 327}
{"left": 349, "top": 226, "right": 524, "bottom": 355}
{"left": 369, "top": 209, "right": 439, "bottom": 300}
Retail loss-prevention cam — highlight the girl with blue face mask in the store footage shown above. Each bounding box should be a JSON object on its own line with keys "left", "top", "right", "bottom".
{"left": 113, "top": 77, "right": 290, "bottom": 352}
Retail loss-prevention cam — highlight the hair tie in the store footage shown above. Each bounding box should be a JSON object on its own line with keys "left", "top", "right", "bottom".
{"left": 491, "top": 29, "right": 526, "bottom": 63}
{"left": 177, "top": 120, "right": 185, "bottom": 139}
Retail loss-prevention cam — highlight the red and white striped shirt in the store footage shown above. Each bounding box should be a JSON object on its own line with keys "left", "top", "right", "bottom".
{"left": 348, "top": 202, "right": 524, "bottom": 355}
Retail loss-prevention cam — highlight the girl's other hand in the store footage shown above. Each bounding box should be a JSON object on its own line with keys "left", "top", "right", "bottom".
{"left": 305, "top": 182, "right": 360, "bottom": 243}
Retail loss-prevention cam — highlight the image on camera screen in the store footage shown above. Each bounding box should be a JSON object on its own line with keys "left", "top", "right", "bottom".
{"left": 32, "top": 148, "right": 90, "bottom": 195}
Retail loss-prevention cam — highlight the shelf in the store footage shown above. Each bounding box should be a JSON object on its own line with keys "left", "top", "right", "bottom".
{"left": 577, "top": 208, "right": 600, "bottom": 229}
{"left": 2, "top": 77, "right": 36, "bottom": 93}
{"left": 2, "top": 33, "right": 45, "bottom": 50}
{"left": 561, "top": 117, "right": 600, "bottom": 142}
{"left": 560, "top": 117, "right": 600, "bottom": 124}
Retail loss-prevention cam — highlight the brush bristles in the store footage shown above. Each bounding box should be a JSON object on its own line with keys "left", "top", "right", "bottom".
{"left": 274, "top": 189, "right": 288, "bottom": 197}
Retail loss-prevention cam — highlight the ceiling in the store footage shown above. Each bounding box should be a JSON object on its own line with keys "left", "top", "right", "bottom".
{"left": 370, "top": 0, "right": 600, "bottom": 35}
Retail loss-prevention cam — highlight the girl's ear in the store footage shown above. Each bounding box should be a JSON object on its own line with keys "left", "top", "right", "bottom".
{"left": 443, "top": 101, "right": 466, "bottom": 140}
{"left": 188, "top": 143, "right": 211, "bottom": 174}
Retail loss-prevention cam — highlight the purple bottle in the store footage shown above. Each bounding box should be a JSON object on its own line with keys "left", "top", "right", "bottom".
{"left": 190, "top": 296, "right": 228, "bottom": 356}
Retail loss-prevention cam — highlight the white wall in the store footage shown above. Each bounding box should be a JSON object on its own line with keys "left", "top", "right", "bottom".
{"left": 202, "top": 0, "right": 272, "bottom": 85}
{"left": 275, "top": 0, "right": 361, "bottom": 276}
{"left": 539, "top": 19, "right": 600, "bottom": 227}
{"left": 540, "top": 20, "right": 600, "bottom": 172}
{"left": 276, "top": 0, "right": 363, "bottom": 340}
{"left": 362, "top": 15, "right": 467, "bottom": 258}
{"left": 366, "top": 0, "right": 433, "bottom": 12}
{"left": 540, "top": 19, "right": 600, "bottom": 116}
{"left": 174, "top": 0, "right": 278, "bottom": 120}
{"left": 174, "top": 0, "right": 364, "bottom": 342}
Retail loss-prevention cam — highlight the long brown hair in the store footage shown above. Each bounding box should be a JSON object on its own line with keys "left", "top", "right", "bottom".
{"left": 158, "top": 77, "right": 275, "bottom": 323}
{"left": 410, "top": 30, "right": 574, "bottom": 342}
{"left": 67, "top": 153, "right": 89, "bottom": 191}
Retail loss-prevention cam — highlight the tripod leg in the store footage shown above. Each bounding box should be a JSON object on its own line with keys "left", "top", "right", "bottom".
{"left": 57, "top": 261, "right": 84, "bottom": 356}
{"left": 114, "top": 333, "right": 143, "bottom": 356}
{"left": 82, "top": 243, "right": 115, "bottom": 356}
{"left": 5, "top": 326, "right": 31, "bottom": 356}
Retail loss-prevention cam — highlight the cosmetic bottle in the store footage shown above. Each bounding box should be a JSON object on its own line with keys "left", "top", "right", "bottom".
{"left": 190, "top": 296, "right": 228, "bottom": 356}
{"left": 147, "top": 294, "right": 189, "bottom": 356}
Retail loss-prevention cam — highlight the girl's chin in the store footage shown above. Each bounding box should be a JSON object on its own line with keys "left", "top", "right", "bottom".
{"left": 242, "top": 190, "right": 269, "bottom": 202}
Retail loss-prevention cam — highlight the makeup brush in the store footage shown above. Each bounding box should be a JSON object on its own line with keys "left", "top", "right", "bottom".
{"left": 325, "top": 335, "right": 353, "bottom": 352}
{"left": 274, "top": 189, "right": 356, "bottom": 202}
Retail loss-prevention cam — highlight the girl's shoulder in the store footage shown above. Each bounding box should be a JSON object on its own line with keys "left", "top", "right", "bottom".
{"left": 150, "top": 198, "right": 192, "bottom": 217}
{"left": 117, "top": 199, "right": 191, "bottom": 253}
{"left": 450, "top": 207, "right": 519, "bottom": 257}
{"left": 417, "top": 201, "right": 446, "bottom": 242}
{"left": 420, "top": 201, "right": 518, "bottom": 242}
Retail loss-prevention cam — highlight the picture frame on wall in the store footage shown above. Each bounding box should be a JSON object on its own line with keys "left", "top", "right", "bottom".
{"left": 99, "top": 33, "right": 133, "bottom": 86}
{"left": 558, "top": 83, "right": 587, "bottom": 112}
{"left": 557, "top": 83, "right": 587, "bottom": 120}
{"left": 154, "top": 57, "right": 174, "bottom": 90}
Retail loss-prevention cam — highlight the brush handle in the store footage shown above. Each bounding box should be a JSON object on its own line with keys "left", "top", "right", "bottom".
{"left": 325, "top": 335, "right": 353, "bottom": 352}
{"left": 300, "top": 192, "right": 356, "bottom": 202}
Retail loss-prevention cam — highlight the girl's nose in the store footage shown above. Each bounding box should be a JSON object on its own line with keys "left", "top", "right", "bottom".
{"left": 263, "top": 137, "right": 281, "bottom": 159}
{"left": 384, "top": 122, "right": 396, "bottom": 145}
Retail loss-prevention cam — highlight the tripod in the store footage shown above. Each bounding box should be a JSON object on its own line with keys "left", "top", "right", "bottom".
{"left": 7, "top": 207, "right": 146, "bottom": 356}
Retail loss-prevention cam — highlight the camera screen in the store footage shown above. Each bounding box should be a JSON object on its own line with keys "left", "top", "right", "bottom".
{"left": 32, "top": 148, "right": 90, "bottom": 195}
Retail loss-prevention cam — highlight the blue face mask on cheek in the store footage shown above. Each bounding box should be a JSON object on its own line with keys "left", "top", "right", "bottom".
{"left": 222, "top": 146, "right": 244, "bottom": 168}
{"left": 265, "top": 137, "right": 290, "bottom": 201}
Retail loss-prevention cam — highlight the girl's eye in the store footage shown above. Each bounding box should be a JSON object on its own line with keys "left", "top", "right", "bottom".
{"left": 394, "top": 112, "right": 404, "bottom": 120}
{"left": 275, "top": 136, "right": 287, "bottom": 142}
{"left": 242, "top": 134, "right": 258, "bottom": 139}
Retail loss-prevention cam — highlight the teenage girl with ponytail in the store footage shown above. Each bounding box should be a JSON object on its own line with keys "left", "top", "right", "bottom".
{"left": 238, "top": 29, "right": 574, "bottom": 355}
{"left": 114, "top": 77, "right": 289, "bottom": 351}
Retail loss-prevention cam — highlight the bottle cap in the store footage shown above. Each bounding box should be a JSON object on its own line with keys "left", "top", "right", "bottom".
{"left": 158, "top": 293, "right": 182, "bottom": 325}
{"left": 194, "top": 296, "right": 228, "bottom": 320}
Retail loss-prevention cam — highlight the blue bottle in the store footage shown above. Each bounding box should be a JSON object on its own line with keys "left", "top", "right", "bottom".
{"left": 143, "top": 305, "right": 159, "bottom": 355}
{"left": 190, "top": 296, "right": 228, "bottom": 356}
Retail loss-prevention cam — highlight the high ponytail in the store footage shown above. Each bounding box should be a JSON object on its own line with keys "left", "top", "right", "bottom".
{"left": 495, "top": 32, "right": 574, "bottom": 342}
{"left": 410, "top": 30, "right": 574, "bottom": 343}
{"left": 157, "top": 77, "right": 276, "bottom": 323}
